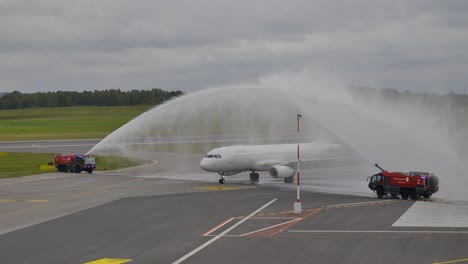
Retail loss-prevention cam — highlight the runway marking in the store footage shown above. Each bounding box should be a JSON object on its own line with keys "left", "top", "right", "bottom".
{"left": 256, "top": 207, "right": 319, "bottom": 217}
{"left": 240, "top": 218, "right": 301, "bottom": 237}
{"left": 433, "top": 258, "right": 468, "bottom": 264}
{"left": 253, "top": 200, "right": 394, "bottom": 218}
{"left": 0, "top": 199, "right": 48, "bottom": 203}
{"left": 84, "top": 258, "right": 132, "bottom": 264}
{"left": 288, "top": 230, "right": 468, "bottom": 234}
{"left": 249, "top": 217, "right": 298, "bottom": 220}
{"left": 172, "top": 198, "right": 278, "bottom": 264}
{"left": 202, "top": 201, "right": 399, "bottom": 238}
{"left": 196, "top": 186, "right": 239, "bottom": 191}
{"left": 0, "top": 178, "right": 140, "bottom": 218}
{"left": 269, "top": 208, "right": 322, "bottom": 237}
{"left": 202, "top": 217, "right": 235, "bottom": 236}
{"left": 323, "top": 200, "right": 400, "bottom": 209}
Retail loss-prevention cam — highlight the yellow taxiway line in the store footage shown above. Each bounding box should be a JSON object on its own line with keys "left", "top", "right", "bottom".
{"left": 434, "top": 258, "right": 468, "bottom": 264}
{"left": 195, "top": 186, "right": 240, "bottom": 191}
{"left": 84, "top": 258, "right": 132, "bottom": 264}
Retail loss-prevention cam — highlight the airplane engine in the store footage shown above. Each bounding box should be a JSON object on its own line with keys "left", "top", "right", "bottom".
{"left": 269, "top": 165, "right": 295, "bottom": 178}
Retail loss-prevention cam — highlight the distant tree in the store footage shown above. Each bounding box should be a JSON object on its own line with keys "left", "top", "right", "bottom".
{"left": 0, "top": 88, "right": 183, "bottom": 110}
{"left": 2, "top": 91, "right": 23, "bottom": 109}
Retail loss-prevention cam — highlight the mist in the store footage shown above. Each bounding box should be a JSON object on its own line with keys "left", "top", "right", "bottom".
{"left": 89, "top": 70, "right": 467, "bottom": 201}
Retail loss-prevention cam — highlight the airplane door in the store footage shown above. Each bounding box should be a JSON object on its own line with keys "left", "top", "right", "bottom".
{"left": 226, "top": 150, "right": 237, "bottom": 170}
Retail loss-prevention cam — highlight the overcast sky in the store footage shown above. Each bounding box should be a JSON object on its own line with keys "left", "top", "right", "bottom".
{"left": 1, "top": 0, "right": 468, "bottom": 94}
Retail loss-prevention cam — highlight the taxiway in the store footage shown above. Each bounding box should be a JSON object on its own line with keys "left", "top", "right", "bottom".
{"left": 1, "top": 141, "right": 467, "bottom": 263}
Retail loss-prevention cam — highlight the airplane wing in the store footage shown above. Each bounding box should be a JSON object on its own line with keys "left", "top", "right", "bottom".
{"left": 279, "top": 155, "right": 366, "bottom": 170}
{"left": 255, "top": 155, "right": 365, "bottom": 171}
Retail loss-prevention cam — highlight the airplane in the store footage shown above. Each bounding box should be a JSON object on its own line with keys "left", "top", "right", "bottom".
{"left": 200, "top": 141, "right": 352, "bottom": 184}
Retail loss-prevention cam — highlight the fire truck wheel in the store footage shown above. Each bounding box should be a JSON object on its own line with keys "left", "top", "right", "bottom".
{"left": 376, "top": 187, "right": 384, "bottom": 198}
{"left": 409, "top": 189, "right": 417, "bottom": 200}
{"left": 400, "top": 188, "right": 409, "bottom": 199}
{"left": 57, "top": 165, "right": 66, "bottom": 172}
{"left": 423, "top": 193, "right": 431, "bottom": 198}
{"left": 75, "top": 166, "right": 82, "bottom": 173}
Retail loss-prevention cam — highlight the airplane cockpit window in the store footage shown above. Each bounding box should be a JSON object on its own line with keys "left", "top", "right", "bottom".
{"left": 205, "top": 154, "right": 222, "bottom": 158}
{"left": 205, "top": 154, "right": 222, "bottom": 159}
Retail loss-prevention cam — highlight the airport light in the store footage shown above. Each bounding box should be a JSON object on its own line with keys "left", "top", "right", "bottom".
{"left": 294, "top": 109, "right": 302, "bottom": 214}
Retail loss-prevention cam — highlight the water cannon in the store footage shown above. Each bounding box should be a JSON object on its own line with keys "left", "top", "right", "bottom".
{"left": 374, "top": 163, "right": 385, "bottom": 172}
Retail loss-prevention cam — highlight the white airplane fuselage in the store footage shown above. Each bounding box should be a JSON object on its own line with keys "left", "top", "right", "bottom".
{"left": 199, "top": 142, "right": 343, "bottom": 180}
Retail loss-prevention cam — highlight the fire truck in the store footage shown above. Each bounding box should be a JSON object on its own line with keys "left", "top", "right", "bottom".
{"left": 368, "top": 164, "right": 439, "bottom": 199}
{"left": 54, "top": 154, "right": 96, "bottom": 173}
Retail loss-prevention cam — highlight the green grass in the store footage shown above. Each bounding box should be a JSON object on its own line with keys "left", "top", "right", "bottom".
{"left": 0, "top": 106, "right": 152, "bottom": 178}
{"left": 0, "top": 106, "right": 152, "bottom": 141}
{"left": 0, "top": 152, "right": 148, "bottom": 179}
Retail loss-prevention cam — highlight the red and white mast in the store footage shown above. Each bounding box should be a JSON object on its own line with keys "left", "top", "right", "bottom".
{"left": 294, "top": 109, "right": 302, "bottom": 214}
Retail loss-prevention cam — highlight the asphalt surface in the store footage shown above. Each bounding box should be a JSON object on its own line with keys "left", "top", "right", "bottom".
{"left": 1, "top": 179, "right": 467, "bottom": 264}
{"left": 1, "top": 140, "right": 468, "bottom": 263}
{"left": 0, "top": 139, "right": 99, "bottom": 153}
{"left": 0, "top": 134, "right": 314, "bottom": 154}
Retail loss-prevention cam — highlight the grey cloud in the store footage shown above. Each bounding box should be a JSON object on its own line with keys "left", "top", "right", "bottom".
{"left": 1, "top": 0, "right": 468, "bottom": 93}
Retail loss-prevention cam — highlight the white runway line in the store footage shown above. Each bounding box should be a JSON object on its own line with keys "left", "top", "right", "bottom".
{"left": 172, "top": 198, "right": 278, "bottom": 264}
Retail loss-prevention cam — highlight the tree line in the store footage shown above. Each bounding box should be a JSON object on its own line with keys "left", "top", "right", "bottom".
{"left": 0, "top": 89, "right": 183, "bottom": 110}
{"left": 349, "top": 86, "right": 468, "bottom": 108}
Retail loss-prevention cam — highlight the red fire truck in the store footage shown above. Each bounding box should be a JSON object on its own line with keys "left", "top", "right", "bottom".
{"left": 54, "top": 154, "right": 96, "bottom": 173}
{"left": 368, "top": 164, "right": 439, "bottom": 199}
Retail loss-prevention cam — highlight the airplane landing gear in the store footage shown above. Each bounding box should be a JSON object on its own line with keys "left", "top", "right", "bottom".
{"left": 249, "top": 172, "right": 259, "bottom": 184}
{"left": 219, "top": 174, "right": 225, "bottom": 184}
{"left": 284, "top": 176, "right": 294, "bottom": 183}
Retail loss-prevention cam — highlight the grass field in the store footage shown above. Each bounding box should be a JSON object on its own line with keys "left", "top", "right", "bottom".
{"left": 0, "top": 152, "right": 147, "bottom": 179}
{"left": 0, "top": 105, "right": 152, "bottom": 178}
{"left": 0, "top": 106, "right": 152, "bottom": 141}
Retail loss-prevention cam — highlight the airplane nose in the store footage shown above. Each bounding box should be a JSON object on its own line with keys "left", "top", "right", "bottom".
{"left": 200, "top": 158, "right": 216, "bottom": 172}
{"left": 200, "top": 158, "right": 209, "bottom": 171}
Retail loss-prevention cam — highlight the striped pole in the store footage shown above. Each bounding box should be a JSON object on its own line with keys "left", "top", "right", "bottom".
{"left": 294, "top": 109, "right": 302, "bottom": 214}
{"left": 297, "top": 143, "right": 300, "bottom": 202}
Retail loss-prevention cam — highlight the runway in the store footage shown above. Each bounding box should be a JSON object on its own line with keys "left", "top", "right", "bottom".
{"left": 0, "top": 139, "right": 99, "bottom": 153}
{"left": 0, "top": 133, "right": 313, "bottom": 154}
{"left": 1, "top": 141, "right": 468, "bottom": 263}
